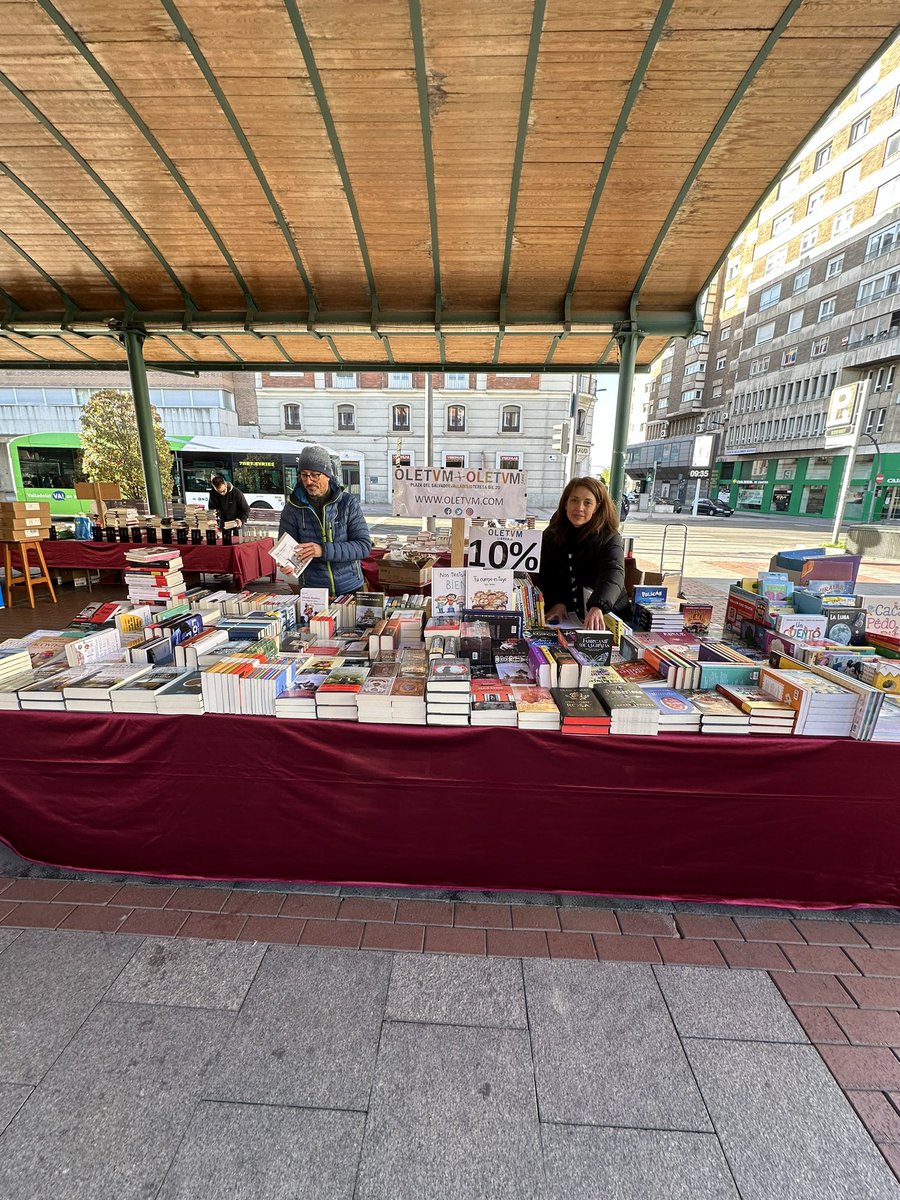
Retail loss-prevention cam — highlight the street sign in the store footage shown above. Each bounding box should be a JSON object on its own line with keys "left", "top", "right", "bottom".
{"left": 876, "top": 473, "right": 884, "bottom": 483}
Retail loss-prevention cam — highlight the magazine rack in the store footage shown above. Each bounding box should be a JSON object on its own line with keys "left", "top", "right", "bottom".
{"left": 1, "top": 540, "right": 57, "bottom": 609}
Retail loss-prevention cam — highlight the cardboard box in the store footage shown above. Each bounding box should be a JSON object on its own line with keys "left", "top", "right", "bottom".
{"left": 633, "top": 558, "right": 682, "bottom": 598}
{"left": 0, "top": 515, "right": 49, "bottom": 529}
{"left": 378, "top": 557, "right": 438, "bottom": 588}
{"left": 0, "top": 525, "right": 50, "bottom": 541}
{"left": 0, "top": 501, "right": 51, "bottom": 518}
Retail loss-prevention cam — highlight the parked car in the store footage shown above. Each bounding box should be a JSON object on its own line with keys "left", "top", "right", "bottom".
{"left": 673, "top": 497, "right": 734, "bottom": 516}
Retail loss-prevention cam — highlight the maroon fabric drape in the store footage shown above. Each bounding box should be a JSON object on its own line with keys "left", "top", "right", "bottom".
{"left": 37, "top": 538, "right": 275, "bottom": 589}
{"left": 0, "top": 711, "right": 897, "bottom": 907}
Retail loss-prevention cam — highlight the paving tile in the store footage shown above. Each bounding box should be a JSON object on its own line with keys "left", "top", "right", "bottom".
{"left": 655, "top": 966, "right": 807, "bottom": 1043}
{"left": 848, "top": 948, "right": 900, "bottom": 978}
{"left": 845, "top": 909, "right": 900, "bottom": 926}
{"left": 657, "top": 939, "right": 727, "bottom": 968}
{"left": 361, "top": 922, "right": 425, "bottom": 952}
{"left": 337, "top": 897, "right": 397, "bottom": 923}
{"left": 0, "top": 1084, "right": 31, "bottom": 1136}
{"left": 205, "top": 946, "right": 390, "bottom": 1109}
{"left": 735, "top": 917, "right": 804, "bottom": 943}
{"left": 676, "top": 913, "right": 743, "bottom": 941}
{"left": 847, "top": 1091, "right": 900, "bottom": 1143}
{"left": 165, "top": 886, "right": 232, "bottom": 913}
{"left": 156, "top": 1101, "right": 364, "bottom": 1200}
{"left": 593, "top": 933, "right": 661, "bottom": 963}
{"left": 879, "top": 1143, "right": 900, "bottom": 1178}
{"left": 525, "top": 959, "right": 710, "bottom": 1130}
{"left": 0, "top": 927, "right": 20, "bottom": 953}
{"left": 783, "top": 944, "right": 860, "bottom": 974}
{"left": 386, "top": 953, "right": 527, "bottom": 1028}
{"left": 1, "top": 901, "right": 76, "bottom": 929}
{"left": 835, "top": 1009, "right": 900, "bottom": 1047}
{"left": 0, "top": 876, "right": 12, "bottom": 894}
{"left": 454, "top": 902, "right": 512, "bottom": 929}
{"left": 221, "top": 890, "right": 285, "bottom": 917}
{"left": 236, "top": 916, "right": 305, "bottom": 946}
{"left": 547, "top": 931, "right": 597, "bottom": 960}
{"left": 486, "top": 929, "right": 549, "bottom": 958}
{"left": 582, "top": 895, "right": 673, "bottom": 911}
{"left": 54, "top": 881, "right": 122, "bottom": 905}
{"left": 300, "top": 919, "right": 363, "bottom": 949}
{"left": 57, "top": 904, "right": 134, "bottom": 933}
{"left": 117, "top": 908, "right": 188, "bottom": 937}
{"left": 718, "top": 941, "right": 793, "bottom": 971}
{"left": 423, "top": 926, "right": 486, "bottom": 956}
{"left": 396, "top": 899, "right": 453, "bottom": 926}
{"left": 543, "top": 1125, "right": 739, "bottom": 1200}
{"left": 280, "top": 893, "right": 341, "bottom": 920}
{"left": 819, "top": 1045, "right": 900, "bottom": 1091}
{"left": 772, "top": 972, "right": 856, "bottom": 1007}
{"left": 843, "top": 977, "right": 900, "bottom": 1010}
{"left": 0, "top": 1001, "right": 233, "bottom": 1200}
{"left": 510, "top": 904, "right": 560, "bottom": 931}
{"left": 0, "top": 901, "right": 17, "bottom": 924}
{"left": 0, "top": 929, "right": 139, "bottom": 1084}
{"left": 355, "top": 1022, "right": 543, "bottom": 1200}
{"left": 558, "top": 907, "right": 619, "bottom": 934}
{"left": 110, "top": 883, "right": 177, "bottom": 909}
{"left": 793, "top": 920, "right": 867, "bottom": 947}
{"left": 688, "top": 1038, "right": 900, "bottom": 1199}
{"left": 857, "top": 925, "right": 900, "bottom": 950}
{"left": 109, "top": 938, "right": 266, "bottom": 1010}
{"left": 617, "top": 911, "right": 677, "bottom": 937}
{"left": 176, "top": 912, "right": 248, "bottom": 941}
{"left": 0, "top": 878, "right": 68, "bottom": 902}
{"left": 791, "top": 1006, "right": 849, "bottom": 1044}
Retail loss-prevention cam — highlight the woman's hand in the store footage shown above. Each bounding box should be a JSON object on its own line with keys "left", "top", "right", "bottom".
{"left": 545, "top": 603, "right": 568, "bottom": 624}
{"left": 295, "top": 542, "right": 324, "bottom": 563}
{"left": 584, "top": 606, "right": 605, "bottom": 630}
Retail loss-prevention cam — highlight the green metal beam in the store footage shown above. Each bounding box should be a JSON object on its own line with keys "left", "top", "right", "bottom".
{"left": 157, "top": 334, "right": 193, "bottom": 362}
{"left": 0, "top": 227, "right": 81, "bottom": 310}
{"left": 629, "top": 0, "right": 804, "bottom": 324}
{"left": 408, "top": 0, "right": 443, "bottom": 331}
{"left": 282, "top": 0, "right": 379, "bottom": 326}
{"left": 544, "top": 334, "right": 562, "bottom": 366}
{"left": 0, "top": 71, "right": 197, "bottom": 310}
{"left": 160, "top": 0, "right": 317, "bottom": 315}
{"left": 562, "top": 0, "right": 675, "bottom": 325}
{"left": 35, "top": 0, "right": 257, "bottom": 311}
{"left": 492, "top": 333, "right": 503, "bottom": 366}
{"left": 498, "top": 0, "right": 546, "bottom": 328}
{"left": 608, "top": 330, "right": 642, "bottom": 504}
{"left": 0, "top": 333, "right": 47, "bottom": 363}
{"left": 379, "top": 333, "right": 396, "bottom": 365}
{"left": 595, "top": 336, "right": 616, "bottom": 366}
{"left": 122, "top": 329, "right": 166, "bottom": 516}
{"left": 209, "top": 334, "right": 241, "bottom": 362}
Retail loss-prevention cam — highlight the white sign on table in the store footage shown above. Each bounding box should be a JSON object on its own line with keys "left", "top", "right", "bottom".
{"left": 391, "top": 466, "right": 527, "bottom": 519}
{"left": 466, "top": 526, "right": 542, "bottom": 572}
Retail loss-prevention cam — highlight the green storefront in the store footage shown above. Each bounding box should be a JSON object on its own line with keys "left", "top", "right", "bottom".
{"left": 720, "top": 452, "right": 900, "bottom": 522}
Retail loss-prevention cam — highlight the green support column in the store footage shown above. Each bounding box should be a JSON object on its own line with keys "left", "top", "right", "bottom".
{"left": 123, "top": 328, "right": 166, "bottom": 517}
{"left": 607, "top": 329, "right": 642, "bottom": 505}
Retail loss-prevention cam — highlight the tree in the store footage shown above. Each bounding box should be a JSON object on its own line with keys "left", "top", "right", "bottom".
{"left": 80, "top": 388, "right": 173, "bottom": 501}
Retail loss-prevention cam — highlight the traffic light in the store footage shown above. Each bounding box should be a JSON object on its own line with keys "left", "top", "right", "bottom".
{"left": 552, "top": 423, "right": 570, "bottom": 453}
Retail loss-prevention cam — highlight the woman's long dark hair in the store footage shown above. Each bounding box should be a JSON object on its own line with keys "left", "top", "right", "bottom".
{"left": 547, "top": 476, "right": 619, "bottom": 544}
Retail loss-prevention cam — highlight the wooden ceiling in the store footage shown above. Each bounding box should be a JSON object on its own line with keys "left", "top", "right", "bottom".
{"left": 0, "top": 0, "right": 896, "bottom": 373}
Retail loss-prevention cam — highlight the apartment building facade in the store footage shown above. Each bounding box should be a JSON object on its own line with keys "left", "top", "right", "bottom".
{"left": 628, "top": 43, "right": 900, "bottom": 522}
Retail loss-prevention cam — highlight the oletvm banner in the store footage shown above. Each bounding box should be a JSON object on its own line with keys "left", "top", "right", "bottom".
{"left": 391, "top": 466, "right": 527, "bottom": 519}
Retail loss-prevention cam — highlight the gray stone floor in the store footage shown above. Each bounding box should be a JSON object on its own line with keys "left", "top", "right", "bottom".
{"left": 0, "top": 928, "right": 898, "bottom": 1200}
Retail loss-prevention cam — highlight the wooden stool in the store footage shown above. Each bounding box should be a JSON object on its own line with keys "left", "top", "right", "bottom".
{"left": 1, "top": 540, "right": 57, "bottom": 609}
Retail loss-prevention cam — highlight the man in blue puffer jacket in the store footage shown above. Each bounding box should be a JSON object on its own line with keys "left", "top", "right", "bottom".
{"left": 277, "top": 445, "right": 372, "bottom": 594}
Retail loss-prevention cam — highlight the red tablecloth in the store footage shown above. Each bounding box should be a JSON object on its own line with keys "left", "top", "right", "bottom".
{"left": 0, "top": 711, "right": 897, "bottom": 908}
{"left": 38, "top": 538, "right": 275, "bottom": 590}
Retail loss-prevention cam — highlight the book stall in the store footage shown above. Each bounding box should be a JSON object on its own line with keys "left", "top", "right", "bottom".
{"left": 1, "top": 473, "right": 899, "bottom": 906}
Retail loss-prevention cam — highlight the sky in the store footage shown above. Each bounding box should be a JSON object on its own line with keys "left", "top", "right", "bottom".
{"left": 589, "top": 375, "right": 620, "bottom": 473}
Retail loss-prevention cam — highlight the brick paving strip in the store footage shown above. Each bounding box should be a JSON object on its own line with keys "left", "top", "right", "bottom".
{"left": 1, "top": 873, "right": 900, "bottom": 1182}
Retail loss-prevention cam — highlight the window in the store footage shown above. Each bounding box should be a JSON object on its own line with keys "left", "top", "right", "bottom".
{"left": 283, "top": 403, "right": 302, "bottom": 429}
{"left": 787, "top": 310, "right": 803, "bottom": 332}
{"left": 333, "top": 372, "right": 357, "bottom": 389}
{"left": 657, "top": 396, "right": 668, "bottom": 410}
{"left": 867, "top": 220, "right": 900, "bottom": 259}
{"left": 876, "top": 175, "right": 900, "bottom": 214}
{"left": 872, "top": 366, "right": 896, "bottom": 393}
{"left": 781, "top": 348, "right": 798, "bottom": 367}
{"left": 336, "top": 403, "right": 355, "bottom": 430}
{"left": 445, "top": 372, "right": 468, "bottom": 390}
{"left": 817, "top": 297, "right": 836, "bottom": 321}
{"left": 825, "top": 254, "right": 844, "bottom": 279}
{"left": 755, "top": 322, "right": 776, "bottom": 345}
{"left": 842, "top": 161, "right": 862, "bottom": 193}
{"left": 443, "top": 452, "right": 467, "bottom": 468}
{"left": 857, "top": 267, "right": 900, "bottom": 306}
{"left": 799, "top": 228, "right": 818, "bottom": 254}
{"left": 765, "top": 247, "right": 788, "bottom": 275}
{"left": 684, "top": 360, "right": 705, "bottom": 375}
{"left": 849, "top": 113, "right": 870, "bottom": 144}
{"left": 886, "top": 132, "right": 900, "bottom": 167}
{"left": 392, "top": 452, "right": 413, "bottom": 467}
{"left": 497, "top": 454, "right": 521, "bottom": 471}
{"left": 501, "top": 405, "right": 522, "bottom": 433}
{"left": 749, "top": 357, "right": 770, "bottom": 376}
{"left": 392, "top": 403, "right": 410, "bottom": 431}
{"left": 886, "top": 365, "right": 896, "bottom": 391}
{"left": 446, "top": 404, "right": 466, "bottom": 431}
{"left": 858, "top": 62, "right": 880, "bottom": 97}
{"left": 388, "top": 372, "right": 413, "bottom": 389}
{"left": 716, "top": 355, "right": 727, "bottom": 370}
{"left": 807, "top": 187, "right": 826, "bottom": 215}
{"left": 866, "top": 407, "right": 887, "bottom": 435}
{"left": 778, "top": 167, "right": 800, "bottom": 199}
{"left": 720, "top": 326, "right": 731, "bottom": 340}
{"left": 723, "top": 291, "right": 736, "bottom": 309}
{"left": 811, "top": 336, "right": 829, "bottom": 357}
{"left": 760, "top": 283, "right": 781, "bottom": 310}
{"left": 814, "top": 143, "right": 832, "bottom": 171}
{"left": 575, "top": 408, "right": 587, "bottom": 435}
{"left": 726, "top": 258, "right": 740, "bottom": 280}
{"left": 832, "top": 207, "right": 854, "bottom": 236}
{"left": 661, "top": 372, "right": 672, "bottom": 384}
{"left": 793, "top": 268, "right": 810, "bottom": 293}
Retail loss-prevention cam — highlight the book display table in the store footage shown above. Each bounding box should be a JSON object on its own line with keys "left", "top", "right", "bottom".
{"left": 36, "top": 538, "right": 276, "bottom": 590}
{"left": 0, "top": 711, "right": 897, "bottom": 909}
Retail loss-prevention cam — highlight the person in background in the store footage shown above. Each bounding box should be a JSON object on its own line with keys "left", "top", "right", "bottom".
{"left": 278, "top": 445, "right": 371, "bottom": 594}
{"left": 208, "top": 474, "right": 250, "bottom": 528}
{"left": 538, "top": 476, "right": 628, "bottom": 630}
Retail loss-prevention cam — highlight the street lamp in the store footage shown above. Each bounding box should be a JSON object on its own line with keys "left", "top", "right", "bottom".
{"left": 860, "top": 431, "right": 882, "bottom": 524}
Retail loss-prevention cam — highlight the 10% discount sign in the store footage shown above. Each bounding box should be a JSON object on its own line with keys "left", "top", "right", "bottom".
{"left": 466, "top": 526, "right": 542, "bottom": 572}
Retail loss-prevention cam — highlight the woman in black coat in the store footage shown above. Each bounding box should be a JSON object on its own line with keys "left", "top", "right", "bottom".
{"left": 538, "top": 477, "right": 628, "bottom": 630}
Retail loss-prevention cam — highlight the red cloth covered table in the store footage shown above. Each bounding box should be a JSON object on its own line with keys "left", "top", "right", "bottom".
{"left": 38, "top": 538, "right": 275, "bottom": 590}
{"left": 0, "top": 711, "right": 897, "bottom": 908}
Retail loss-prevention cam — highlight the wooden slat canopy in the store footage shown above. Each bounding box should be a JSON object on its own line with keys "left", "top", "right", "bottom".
{"left": 0, "top": 0, "right": 896, "bottom": 372}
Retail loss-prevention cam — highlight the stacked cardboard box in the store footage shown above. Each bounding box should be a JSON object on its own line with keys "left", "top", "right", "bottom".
{"left": 0, "top": 501, "right": 52, "bottom": 542}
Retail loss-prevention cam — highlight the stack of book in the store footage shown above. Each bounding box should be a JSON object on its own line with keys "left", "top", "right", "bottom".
{"left": 155, "top": 671, "right": 204, "bottom": 715}
{"left": 775, "top": 669, "right": 858, "bottom": 737}
{"left": 62, "top": 664, "right": 151, "bottom": 712}
{"left": 357, "top": 663, "right": 399, "bottom": 724}
{"left": 683, "top": 690, "right": 751, "bottom": 734}
{"left": 716, "top": 682, "right": 797, "bottom": 734}
{"left": 470, "top": 680, "right": 517, "bottom": 727}
{"left": 124, "top": 548, "right": 187, "bottom": 608}
{"left": 426, "top": 658, "right": 471, "bottom": 726}
{"left": 389, "top": 675, "right": 426, "bottom": 724}
{"left": 640, "top": 686, "right": 702, "bottom": 733}
{"left": 633, "top": 601, "right": 684, "bottom": 633}
{"left": 0, "top": 647, "right": 33, "bottom": 688}
{"left": 17, "top": 666, "right": 96, "bottom": 711}
{"left": 314, "top": 665, "right": 369, "bottom": 721}
{"left": 511, "top": 684, "right": 560, "bottom": 731}
{"left": 594, "top": 681, "right": 660, "bottom": 735}
{"left": 551, "top": 687, "right": 612, "bottom": 736}
{"left": 274, "top": 673, "right": 327, "bottom": 719}
{"left": 871, "top": 696, "right": 900, "bottom": 742}
{"left": 109, "top": 666, "right": 188, "bottom": 714}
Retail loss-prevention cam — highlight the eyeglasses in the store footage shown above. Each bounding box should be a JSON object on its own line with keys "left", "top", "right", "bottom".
{"left": 299, "top": 471, "right": 325, "bottom": 481}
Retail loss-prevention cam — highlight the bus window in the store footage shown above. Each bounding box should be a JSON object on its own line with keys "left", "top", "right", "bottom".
{"left": 233, "top": 457, "right": 285, "bottom": 496}
{"left": 181, "top": 455, "right": 231, "bottom": 495}
{"left": 19, "top": 447, "right": 81, "bottom": 490}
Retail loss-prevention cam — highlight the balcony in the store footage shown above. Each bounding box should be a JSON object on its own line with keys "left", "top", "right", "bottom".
{"left": 842, "top": 324, "right": 900, "bottom": 369}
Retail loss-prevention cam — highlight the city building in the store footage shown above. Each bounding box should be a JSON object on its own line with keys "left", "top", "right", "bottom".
{"left": 628, "top": 42, "right": 900, "bottom": 521}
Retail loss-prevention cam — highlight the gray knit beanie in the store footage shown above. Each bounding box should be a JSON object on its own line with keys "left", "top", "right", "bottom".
{"left": 297, "top": 445, "right": 334, "bottom": 477}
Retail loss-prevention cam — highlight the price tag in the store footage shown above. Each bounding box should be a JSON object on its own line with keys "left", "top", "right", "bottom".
{"left": 467, "top": 527, "right": 541, "bottom": 572}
